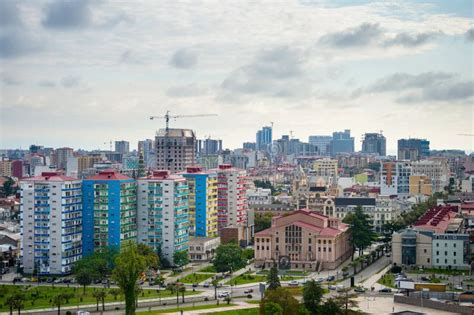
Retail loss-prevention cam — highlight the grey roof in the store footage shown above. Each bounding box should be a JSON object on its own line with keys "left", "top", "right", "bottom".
{"left": 335, "top": 197, "right": 376, "bottom": 206}
{"left": 156, "top": 128, "right": 195, "bottom": 138}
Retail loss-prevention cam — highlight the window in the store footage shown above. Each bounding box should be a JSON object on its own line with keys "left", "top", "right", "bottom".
{"left": 427, "top": 258, "right": 430, "bottom": 263}
{"left": 424, "top": 249, "right": 427, "bottom": 253}
{"left": 436, "top": 258, "right": 439, "bottom": 263}
{"left": 454, "top": 259, "right": 456, "bottom": 264}
{"left": 453, "top": 252, "right": 456, "bottom": 256}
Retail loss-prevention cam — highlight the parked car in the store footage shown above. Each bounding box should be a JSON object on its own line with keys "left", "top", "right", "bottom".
{"left": 244, "top": 289, "right": 253, "bottom": 294}
{"left": 192, "top": 283, "right": 198, "bottom": 288}
{"left": 385, "top": 253, "right": 391, "bottom": 258}
{"left": 420, "top": 276, "right": 430, "bottom": 282}
{"left": 378, "top": 288, "right": 392, "bottom": 293}
{"left": 203, "top": 282, "right": 210, "bottom": 288}
{"left": 327, "top": 275, "right": 335, "bottom": 282}
{"left": 354, "top": 286, "right": 366, "bottom": 293}
{"left": 328, "top": 285, "right": 337, "bottom": 290}
{"left": 218, "top": 291, "right": 230, "bottom": 298}
{"left": 342, "top": 272, "right": 349, "bottom": 277}
{"left": 288, "top": 280, "right": 299, "bottom": 287}
{"left": 316, "top": 277, "right": 325, "bottom": 283}
{"left": 53, "top": 279, "right": 62, "bottom": 284}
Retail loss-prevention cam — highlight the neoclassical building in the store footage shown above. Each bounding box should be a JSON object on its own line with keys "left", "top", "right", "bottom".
{"left": 254, "top": 209, "right": 351, "bottom": 270}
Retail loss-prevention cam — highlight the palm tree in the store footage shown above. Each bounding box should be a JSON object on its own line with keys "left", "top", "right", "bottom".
{"left": 179, "top": 285, "right": 186, "bottom": 303}
{"left": 212, "top": 279, "right": 219, "bottom": 300}
{"left": 109, "top": 288, "right": 121, "bottom": 301}
{"left": 92, "top": 290, "right": 107, "bottom": 311}
{"left": 52, "top": 294, "right": 65, "bottom": 315}
{"left": 6, "top": 293, "right": 24, "bottom": 315}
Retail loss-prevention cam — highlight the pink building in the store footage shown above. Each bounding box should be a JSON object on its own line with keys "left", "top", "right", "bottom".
{"left": 254, "top": 209, "right": 351, "bottom": 270}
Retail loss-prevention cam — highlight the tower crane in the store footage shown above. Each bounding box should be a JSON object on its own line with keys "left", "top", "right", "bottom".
{"left": 150, "top": 110, "right": 217, "bottom": 133}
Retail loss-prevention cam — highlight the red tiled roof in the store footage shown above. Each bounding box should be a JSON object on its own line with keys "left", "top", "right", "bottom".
{"left": 22, "top": 172, "right": 77, "bottom": 182}
{"left": 86, "top": 170, "right": 132, "bottom": 180}
{"left": 414, "top": 205, "right": 459, "bottom": 233}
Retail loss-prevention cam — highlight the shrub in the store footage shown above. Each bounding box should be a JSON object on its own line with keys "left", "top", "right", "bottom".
{"left": 247, "top": 294, "right": 252, "bottom": 298}
{"left": 204, "top": 297, "right": 209, "bottom": 301}
{"left": 390, "top": 266, "right": 402, "bottom": 274}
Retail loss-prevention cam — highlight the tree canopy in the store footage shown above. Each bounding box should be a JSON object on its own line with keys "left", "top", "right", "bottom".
{"left": 173, "top": 250, "right": 189, "bottom": 268}
{"left": 302, "top": 280, "right": 324, "bottom": 314}
{"left": 213, "top": 243, "right": 246, "bottom": 273}
{"left": 255, "top": 214, "right": 273, "bottom": 233}
{"left": 266, "top": 264, "right": 281, "bottom": 290}
{"left": 260, "top": 287, "right": 299, "bottom": 315}
{"left": 343, "top": 206, "right": 377, "bottom": 258}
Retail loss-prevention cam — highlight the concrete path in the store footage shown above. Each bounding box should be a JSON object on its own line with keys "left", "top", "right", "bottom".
{"left": 163, "top": 301, "right": 258, "bottom": 314}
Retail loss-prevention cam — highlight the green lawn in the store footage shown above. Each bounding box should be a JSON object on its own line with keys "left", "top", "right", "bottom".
{"left": 377, "top": 273, "right": 396, "bottom": 288}
{"left": 407, "top": 268, "right": 468, "bottom": 276}
{"left": 203, "top": 308, "right": 259, "bottom": 315}
{"left": 225, "top": 274, "right": 266, "bottom": 285}
{"left": 136, "top": 303, "right": 237, "bottom": 314}
{"left": 178, "top": 273, "right": 214, "bottom": 284}
{"left": 0, "top": 285, "right": 200, "bottom": 312}
{"left": 199, "top": 265, "right": 217, "bottom": 273}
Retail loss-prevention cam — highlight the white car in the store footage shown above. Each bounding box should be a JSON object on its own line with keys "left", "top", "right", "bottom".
{"left": 218, "top": 291, "right": 230, "bottom": 298}
{"left": 288, "top": 280, "right": 299, "bottom": 287}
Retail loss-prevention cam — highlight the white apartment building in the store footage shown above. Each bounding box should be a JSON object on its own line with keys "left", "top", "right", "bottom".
{"left": 20, "top": 172, "right": 82, "bottom": 275}
{"left": 137, "top": 170, "right": 189, "bottom": 265}
{"left": 247, "top": 188, "right": 272, "bottom": 205}
{"left": 380, "top": 161, "right": 412, "bottom": 198}
{"left": 411, "top": 160, "right": 450, "bottom": 193}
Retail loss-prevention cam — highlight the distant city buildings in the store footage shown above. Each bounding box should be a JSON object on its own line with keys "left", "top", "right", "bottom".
{"left": 331, "top": 130, "right": 354, "bottom": 155}
{"left": 256, "top": 126, "right": 272, "bottom": 151}
{"left": 156, "top": 128, "right": 196, "bottom": 173}
{"left": 411, "top": 160, "right": 449, "bottom": 193}
{"left": 380, "top": 161, "right": 412, "bottom": 198}
{"left": 115, "top": 141, "right": 130, "bottom": 155}
{"left": 55, "top": 147, "right": 73, "bottom": 170}
{"left": 361, "top": 133, "right": 386, "bottom": 156}
{"left": 308, "top": 135, "right": 332, "bottom": 155}
{"left": 197, "top": 138, "right": 222, "bottom": 156}
{"left": 138, "top": 139, "right": 155, "bottom": 169}
{"left": 398, "top": 138, "right": 430, "bottom": 160}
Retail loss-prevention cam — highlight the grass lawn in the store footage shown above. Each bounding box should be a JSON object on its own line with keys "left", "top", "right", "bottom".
{"left": 284, "top": 270, "right": 309, "bottom": 276}
{"left": 203, "top": 308, "right": 259, "bottom": 315}
{"left": 407, "top": 268, "right": 468, "bottom": 276}
{"left": 0, "top": 285, "right": 200, "bottom": 312}
{"left": 199, "top": 265, "right": 217, "bottom": 273}
{"left": 178, "top": 273, "right": 214, "bottom": 284}
{"left": 285, "top": 286, "right": 329, "bottom": 296}
{"left": 225, "top": 274, "right": 266, "bottom": 285}
{"left": 377, "top": 273, "right": 396, "bottom": 288}
{"left": 136, "top": 303, "right": 237, "bottom": 314}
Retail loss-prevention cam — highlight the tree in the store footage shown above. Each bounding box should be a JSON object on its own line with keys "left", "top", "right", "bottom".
{"left": 109, "top": 288, "right": 121, "bottom": 300}
{"left": 260, "top": 287, "right": 299, "bottom": 315}
{"left": 264, "top": 302, "right": 282, "bottom": 315}
{"left": 334, "top": 288, "right": 358, "bottom": 315}
{"left": 92, "top": 290, "right": 107, "bottom": 311}
{"left": 302, "top": 280, "right": 323, "bottom": 315}
{"left": 242, "top": 248, "right": 254, "bottom": 260}
{"left": 343, "top": 206, "right": 377, "bottom": 259}
{"left": 5, "top": 293, "right": 24, "bottom": 315}
{"left": 173, "top": 250, "right": 189, "bottom": 268}
{"left": 75, "top": 269, "right": 92, "bottom": 293}
{"left": 211, "top": 279, "right": 219, "bottom": 300}
{"left": 52, "top": 294, "right": 65, "bottom": 315}
{"left": 137, "top": 243, "right": 159, "bottom": 270}
{"left": 213, "top": 243, "right": 246, "bottom": 273}
{"left": 266, "top": 264, "right": 281, "bottom": 290}
{"left": 2, "top": 178, "right": 15, "bottom": 197}
{"left": 320, "top": 298, "right": 342, "bottom": 315}
{"left": 179, "top": 285, "right": 186, "bottom": 303}
{"left": 255, "top": 214, "right": 272, "bottom": 233}
{"left": 112, "top": 241, "right": 147, "bottom": 315}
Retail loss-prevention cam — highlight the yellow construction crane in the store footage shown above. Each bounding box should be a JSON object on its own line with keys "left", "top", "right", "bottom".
{"left": 150, "top": 110, "right": 217, "bottom": 132}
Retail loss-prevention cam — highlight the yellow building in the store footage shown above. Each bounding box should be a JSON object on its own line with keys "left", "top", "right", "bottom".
{"left": 0, "top": 161, "right": 12, "bottom": 176}
{"left": 313, "top": 159, "right": 338, "bottom": 177}
{"left": 409, "top": 175, "right": 432, "bottom": 196}
{"left": 78, "top": 156, "right": 102, "bottom": 174}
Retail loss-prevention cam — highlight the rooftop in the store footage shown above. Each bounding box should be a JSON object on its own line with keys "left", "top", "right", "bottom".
{"left": 86, "top": 170, "right": 132, "bottom": 181}
{"left": 414, "top": 205, "right": 460, "bottom": 234}
{"left": 22, "top": 171, "right": 78, "bottom": 182}
{"left": 335, "top": 197, "right": 376, "bottom": 206}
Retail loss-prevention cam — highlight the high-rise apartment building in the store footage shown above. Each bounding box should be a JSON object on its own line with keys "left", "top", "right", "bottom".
{"left": 398, "top": 138, "right": 430, "bottom": 160}
{"left": 313, "top": 158, "right": 338, "bottom": 177}
{"left": 137, "top": 170, "right": 189, "bottom": 264}
{"left": 20, "top": 172, "right": 82, "bottom": 275}
{"left": 243, "top": 142, "right": 257, "bottom": 151}
{"left": 216, "top": 164, "right": 248, "bottom": 230}
{"left": 361, "top": 133, "right": 386, "bottom": 156}
{"left": 0, "top": 160, "right": 12, "bottom": 176}
{"left": 181, "top": 166, "right": 218, "bottom": 237}
{"left": 82, "top": 170, "right": 137, "bottom": 255}
{"left": 55, "top": 147, "right": 74, "bottom": 170}
{"left": 308, "top": 135, "right": 332, "bottom": 155}
{"left": 256, "top": 126, "right": 272, "bottom": 151}
{"left": 411, "top": 160, "right": 449, "bottom": 193}
{"left": 12, "top": 160, "right": 23, "bottom": 178}
{"left": 138, "top": 139, "right": 155, "bottom": 169}
{"left": 156, "top": 128, "right": 196, "bottom": 173}
{"left": 115, "top": 141, "right": 130, "bottom": 154}
{"left": 331, "top": 130, "right": 354, "bottom": 155}
{"left": 409, "top": 175, "right": 432, "bottom": 196}
{"left": 197, "top": 139, "right": 222, "bottom": 156}
{"left": 77, "top": 156, "right": 102, "bottom": 176}
{"left": 380, "top": 161, "right": 412, "bottom": 198}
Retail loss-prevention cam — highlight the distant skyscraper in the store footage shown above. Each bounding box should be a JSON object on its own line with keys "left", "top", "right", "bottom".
{"left": 20, "top": 172, "right": 82, "bottom": 275}
{"left": 256, "top": 126, "right": 272, "bottom": 151}
{"left": 138, "top": 139, "right": 155, "bottom": 169}
{"left": 156, "top": 128, "right": 196, "bottom": 173}
{"left": 398, "top": 138, "right": 430, "bottom": 160}
{"left": 308, "top": 135, "right": 332, "bottom": 155}
{"left": 115, "top": 141, "right": 130, "bottom": 154}
{"left": 243, "top": 142, "right": 256, "bottom": 150}
{"left": 137, "top": 170, "right": 189, "bottom": 264}
{"left": 55, "top": 147, "right": 73, "bottom": 170}
{"left": 197, "top": 138, "right": 222, "bottom": 155}
{"left": 361, "top": 133, "right": 386, "bottom": 156}
{"left": 331, "top": 130, "right": 354, "bottom": 155}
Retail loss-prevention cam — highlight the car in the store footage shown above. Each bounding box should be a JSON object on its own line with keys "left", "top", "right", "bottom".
{"left": 218, "top": 291, "right": 230, "bottom": 298}
{"left": 288, "top": 280, "right": 299, "bottom": 287}
{"left": 203, "top": 282, "right": 210, "bottom": 288}
{"left": 244, "top": 289, "right": 253, "bottom": 294}
{"left": 46, "top": 278, "right": 53, "bottom": 283}
{"left": 354, "top": 286, "right": 366, "bottom": 293}
{"left": 328, "top": 285, "right": 337, "bottom": 290}
{"left": 217, "top": 283, "right": 223, "bottom": 288}
{"left": 342, "top": 272, "right": 349, "bottom": 277}
{"left": 336, "top": 285, "right": 345, "bottom": 292}
{"left": 327, "top": 275, "right": 335, "bottom": 282}
{"left": 299, "top": 279, "right": 308, "bottom": 285}
{"left": 420, "top": 276, "right": 430, "bottom": 282}
{"left": 378, "top": 288, "right": 392, "bottom": 293}
{"left": 63, "top": 279, "right": 72, "bottom": 284}
{"left": 316, "top": 277, "right": 325, "bottom": 283}
{"left": 192, "top": 283, "right": 198, "bottom": 288}
{"left": 53, "top": 279, "right": 62, "bottom": 284}
{"left": 455, "top": 285, "right": 463, "bottom": 290}
{"left": 385, "top": 254, "right": 391, "bottom": 258}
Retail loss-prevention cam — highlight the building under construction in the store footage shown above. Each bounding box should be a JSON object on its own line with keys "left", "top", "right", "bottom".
{"left": 155, "top": 128, "right": 196, "bottom": 173}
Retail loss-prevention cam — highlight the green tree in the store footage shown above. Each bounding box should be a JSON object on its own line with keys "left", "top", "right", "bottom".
{"left": 211, "top": 279, "right": 219, "bottom": 300}
{"left": 343, "top": 206, "right": 377, "bottom": 259}
{"left": 173, "top": 250, "right": 189, "bottom": 268}
{"left": 52, "top": 294, "right": 65, "bottom": 315}
{"left": 334, "top": 288, "right": 358, "bottom": 315}
{"left": 112, "top": 241, "right": 147, "bottom": 315}
{"left": 255, "top": 214, "right": 272, "bottom": 233}
{"left": 242, "top": 248, "right": 255, "bottom": 260}
{"left": 213, "top": 243, "right": 246, "bottom": 273}
{"left": 266, "top": 264, "right": 281, "bottom": 290}
{"left": 260, "top": 287, "right": 299, "bottom": 315}
{"left": 302, "top": 280, "right": 324, "bottom": 315}
{"left": 137, "top": 243, "right": 159, "bottom": 270}
{"left": 75, "top": 269, "right": 92, "bottom": 293}
{"left": 2, "top": 178, "right": 15, "bottom": 197}
{"left": 92, "top": 290, "right": 107, "bottom": 311}
{"left": 264, "top": 302, "right": 283, "bottom": 315}
{"left": 5, "top": 293, "right": 24, "bottom": 315}
{"left": 320, "top": 298, "right": 342, "bottom": 315}
{"left": 109, "top": 288, "right": 121, "bottom": 300}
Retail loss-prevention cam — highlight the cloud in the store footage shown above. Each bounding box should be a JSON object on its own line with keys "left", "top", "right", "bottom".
{"left": 0, "top": 2, "right": 22, "bottom": 27}
{"left": 319, "top": 23, "right": 383, "bottom": 47}
{"left": 38, "top": 80, "right": 56, "bottom": 88}
{"left": 60, "top": 76, "right": 81, "bottom": 88}
{"left": 0, "top": 31, "right": 41, "bottom": 59}
{"left": 1, "top": 73, "right": 21, "bottom": 86}
{"left": 466, "top": 28, "right": 474, "bottom": 41}
{"left": 42, "top": 0, "right": 92, "bottom": 29}
{"left": 119, "top": 50, "right": 144, "bottom": 64}
{"left": 362, "top": 72, "right": 473, "bottom": 103}
{"left": 384, "top": 32, "right": 439, "bottom": 47}
{"left": 169, "top": 48, "right": 198, "bottom": 69}
{"left": 166, "top": 84, "right": 207, "bottom": 98}
{"left": 220, "top": 46, "right": 312, "bottom": 101}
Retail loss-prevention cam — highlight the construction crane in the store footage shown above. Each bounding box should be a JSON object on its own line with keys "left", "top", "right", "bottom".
{"left": 150, "top": 110, "right": 217, "bottom": 133}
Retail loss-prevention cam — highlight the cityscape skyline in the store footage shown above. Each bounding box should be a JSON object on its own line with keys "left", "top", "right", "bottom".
{"left": 1, "top": 1, "right": 473, "bottom": 152}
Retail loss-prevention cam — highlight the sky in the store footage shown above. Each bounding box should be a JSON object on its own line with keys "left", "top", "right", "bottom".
{"left": 1, "top": 0, "right": 473, "bottom": 154}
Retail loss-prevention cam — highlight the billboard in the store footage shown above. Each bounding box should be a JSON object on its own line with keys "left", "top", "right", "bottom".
{"left": 398, "top": 280, "right": 415, "bottom": 290}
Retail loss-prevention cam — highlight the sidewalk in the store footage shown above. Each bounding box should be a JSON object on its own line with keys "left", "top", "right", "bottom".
{"left": 163, "top": 301, "right": 258, "bottom": 315}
